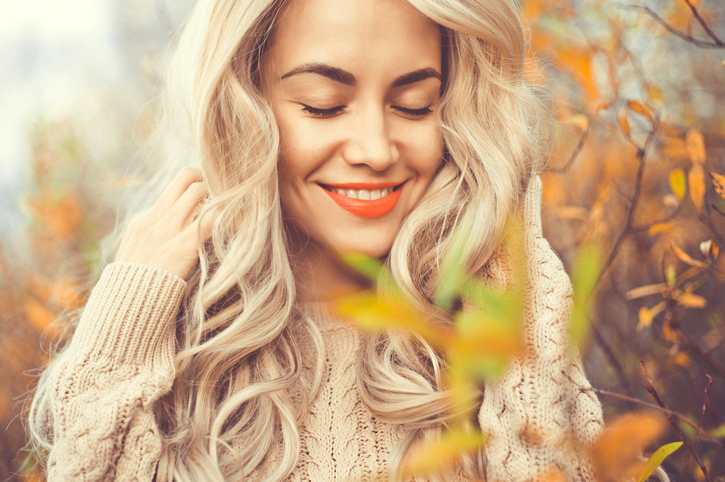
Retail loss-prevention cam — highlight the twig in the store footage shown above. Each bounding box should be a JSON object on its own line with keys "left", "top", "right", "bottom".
{"left": 549, "top": 105, "right": 609, "bottom": 174}
{"left": 591, "top": 323, "right": 635, "bottom": 397}
{"left": 561, "top": 370, "right": 723, "bottom": 445}
{"left": 696, "top": 374, "right": 713, "bottom": 452}
{"left": 632, "top": 195, "right": 687, "bottom": 232}
{"left": 682, "top": 0, "right": 723, "bottom": 45}
{"left": 595, "top": 117, "right": 660, "bottom": 288}
{"left": 617, "top": 4, "right": 725, "bottom": 49}
{"left": 711, "top": 203, "right": 725, "bottom": 218}
{"left": 640, "top": 361, "right": 712, "bottom": 482}
{"left": 679, "top": 330, "right": 725, "bottom": 379}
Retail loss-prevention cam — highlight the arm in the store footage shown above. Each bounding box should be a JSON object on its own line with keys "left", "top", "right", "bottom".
{"left": 478, "top": 176, "right": 604, "bottom": 482}
{"left": 47, "top": 262, "right": 186, "bottom": 481}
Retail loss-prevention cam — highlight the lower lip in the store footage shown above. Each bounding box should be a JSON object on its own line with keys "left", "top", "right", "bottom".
{"left": 322, "top": 185, "right": 405, "bottom": 218}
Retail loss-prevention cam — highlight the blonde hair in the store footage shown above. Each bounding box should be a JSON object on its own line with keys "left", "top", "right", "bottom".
{"left": 29, "top": 0, "right": 551, "bottom": 480}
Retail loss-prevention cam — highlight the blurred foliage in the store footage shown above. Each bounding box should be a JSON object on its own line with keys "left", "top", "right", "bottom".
{"left": 1, "top": 0, "right": 724, "bottom": 480}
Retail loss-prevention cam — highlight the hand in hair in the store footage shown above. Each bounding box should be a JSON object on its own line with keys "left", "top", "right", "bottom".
{"left": 115, "top": 167, "right": 215, "bottom": 280}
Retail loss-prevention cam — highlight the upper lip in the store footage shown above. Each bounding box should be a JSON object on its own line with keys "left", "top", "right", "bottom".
{"left": 319, "top": 181, "right": 406, "bottom": 190}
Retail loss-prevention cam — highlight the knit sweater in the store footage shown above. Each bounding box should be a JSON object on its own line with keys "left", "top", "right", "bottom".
{"left": 44, "top": 175, "right": 604, "bottom": 481}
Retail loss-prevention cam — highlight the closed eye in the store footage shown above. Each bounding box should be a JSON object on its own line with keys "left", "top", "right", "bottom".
{"left": 393, "top": 106, "right": 433, "bottom": 117}
{"left": 301, "top": 105, "right": 345, "bottom": 117}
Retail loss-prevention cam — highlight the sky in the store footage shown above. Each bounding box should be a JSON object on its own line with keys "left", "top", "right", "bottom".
{"left": 0, "top": 0, "right": 194, "bottom": 249}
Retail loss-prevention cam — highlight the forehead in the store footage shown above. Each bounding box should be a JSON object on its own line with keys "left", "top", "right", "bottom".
{"left": 267, "top": 0, "right": 441, "bottom": 76}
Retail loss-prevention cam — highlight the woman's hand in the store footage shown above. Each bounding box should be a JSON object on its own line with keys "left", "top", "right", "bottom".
{"left": 115, "top": 167, "right": 215, "bottom": 280}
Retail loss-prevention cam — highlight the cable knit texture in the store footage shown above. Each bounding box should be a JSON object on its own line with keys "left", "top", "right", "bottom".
{"left": 43, "top": 175, "right": 603, "bottom": 481}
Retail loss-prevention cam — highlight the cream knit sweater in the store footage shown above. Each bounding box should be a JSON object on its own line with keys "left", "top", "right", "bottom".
{"left": 44, "top": 176, "right": 604, "bottom": 481}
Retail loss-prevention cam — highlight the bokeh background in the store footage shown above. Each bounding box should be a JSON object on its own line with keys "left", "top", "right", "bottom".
{"left": 1, "top": 0, "right": 724, "bottom": 480}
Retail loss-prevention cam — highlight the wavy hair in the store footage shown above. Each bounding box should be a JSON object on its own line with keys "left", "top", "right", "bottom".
{"left": 29, "top": 0, "right": 552, "bottom": 480}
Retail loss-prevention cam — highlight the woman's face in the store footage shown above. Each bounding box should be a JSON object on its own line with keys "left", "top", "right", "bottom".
{"left": 262, "top": 0, "right": 444, "bottom": 259}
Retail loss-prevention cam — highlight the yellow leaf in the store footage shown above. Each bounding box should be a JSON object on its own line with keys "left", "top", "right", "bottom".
{"left": 686, "top": 129, "right": 706, "bottom": 164}
{"left": 618, "top": 109, "right": 631, "bottom": 138}
{"left": 677, "top": 292, "right": 707, "bottom": 309}
{"left": 647, "top": 222, "right": 675, "bottom": 237}
{"left": 638, "top": 302, "right": 665, "bottom": 331}
{"left": 626, "top": 283, "right": 667, "bottom": 300}
{"left": 673, "top": 352, "right": 692, "bottom": 368}
{"left": 668, "top": 167, "right": 687, "bottom": 201}
{"left": 592, "top": 412, "right": 667, "bottom": 482}
{"left": 671, "top": 243, "right": 709, "bottom": 268}
{"left": 565, "top": 114, "right": 589, "bottom": 132}
{"left": 688, "top": 164, "right": 706, "bottom": 212}
{"left": 710, "top": 172, "right": 725, "bottom": 200}
{"left": 636, "top": 441, "right": 683, "bottom": 482}
{"left": 405, "top": 428, "right": 485, "bottom": 476}
{"left": 626, "top": 100, "right": 654, "bottom": 125}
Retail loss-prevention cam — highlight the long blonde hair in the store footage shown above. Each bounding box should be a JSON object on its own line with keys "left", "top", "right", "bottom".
{"left": 29, "top": 0, "right": 551, "bottom": 479}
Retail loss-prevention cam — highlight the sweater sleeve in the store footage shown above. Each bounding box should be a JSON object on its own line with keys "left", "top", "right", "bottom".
{"left": 46, "top": 262, "right": 186, "bottom": 481}
{"left": 478, "top": 176, "right": 604, "bottom": 482}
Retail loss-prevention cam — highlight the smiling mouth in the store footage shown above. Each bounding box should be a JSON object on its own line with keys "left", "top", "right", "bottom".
{"left": 318, "top": 182, "right": 406, "bottom": 218}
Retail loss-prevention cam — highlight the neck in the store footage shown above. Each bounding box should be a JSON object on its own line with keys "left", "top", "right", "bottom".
{"left": 286, "top": 226, "right": 369, "bottom": 303}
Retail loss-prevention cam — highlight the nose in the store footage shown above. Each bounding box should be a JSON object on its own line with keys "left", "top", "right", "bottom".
{"left": 342, "top": 107, "right": 399, "bottom": 171}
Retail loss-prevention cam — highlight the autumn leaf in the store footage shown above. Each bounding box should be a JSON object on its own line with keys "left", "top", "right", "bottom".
{"left": 638, "top": 302, "right": 666, "bottom": 331}
{"left": 636, "top": 441, "right": 683, "bottom": 482}
{"left": 625, "top": 283, "right": 666, "bottom": 301}
{"left": 710, "top": 172, "right": 725, "bottom": 200}
{"left": 591, "top": 412, "right": 666, "bottom": 482}
{"left": 676, "top": 292, "right": 707, "bottom": 309}
{"left": 647, "top": 223, "right": 675, "bottom": 237}
{"left": 671, "top": 243, "right": 709, "bottom": 268}
{"left": 688, "top": 163, "right": 706, "bottom": 212}
{"left": 405, "top": 427, "right": 485, "bottom": 476}
{"left": 686, "top": 129, "right": 706, "bottom": 164}
{"left": 626, "top": 100, "right": 654, "bottom": 125}
{"left": 668, "top": 167, "right": 687, "bottom": 201}
{"left": 618, "top": 109, "right": 631, "bottom": 139}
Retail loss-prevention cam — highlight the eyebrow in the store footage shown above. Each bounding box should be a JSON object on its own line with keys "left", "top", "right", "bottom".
{"left": 280, "top": 63, "right": 441, "bottom": 88}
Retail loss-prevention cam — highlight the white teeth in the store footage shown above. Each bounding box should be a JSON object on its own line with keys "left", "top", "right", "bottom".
{"left": 331, "top": 186, "right": 395, "bottom": 200}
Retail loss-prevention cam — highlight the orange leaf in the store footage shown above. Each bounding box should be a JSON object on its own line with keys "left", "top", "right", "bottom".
{"left": 618, "top": 109, "right": 631, "bottom": 138}
{"left": 688, "top": 164, "right": 706, "bottom": 212}
{"left": 710, "top": 172, "right": 725, "bottom": 200}
{"left": 647, "top": 223, "right": 675, "bottom": 237}
{"left": 638, "top": 302, "right": 666, "bottom": 331}
{"left": 671, "top": 243, "right": 709, "bottom": 268}
{"left": 677, "top": 292, "right": 707, "bottom": 309}
{"left": 626, "top": 100, "right": 654, "bottom": 125}
{"left": 686, "top": 129, "right": 706, "bottom": 164}
{"left": 592, "top": 412, "right": 667, "bottom": 482}
{"left": 699, "top": 239, "right": 719, "bottom": 260}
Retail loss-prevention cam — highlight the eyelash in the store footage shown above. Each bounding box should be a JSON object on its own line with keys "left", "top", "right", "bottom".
{"left": 301, "top": 105, "right": 433, "bottom": 118}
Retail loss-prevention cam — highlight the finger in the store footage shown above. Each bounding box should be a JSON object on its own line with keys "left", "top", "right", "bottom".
{"left": 180, "top": 205, "right": 218, "bottom": 246}
{"left": 149, "top": 167, "right": 203, "bottom": 222}
{"left": 165, "top": 181, "right": 209, "bottom": 231}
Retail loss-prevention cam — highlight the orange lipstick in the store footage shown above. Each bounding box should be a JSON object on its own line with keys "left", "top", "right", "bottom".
{"left": 321, "top": 182, "right": 405, "bottom": 218}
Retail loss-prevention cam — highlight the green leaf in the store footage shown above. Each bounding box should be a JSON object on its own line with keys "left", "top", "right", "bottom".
{"left": 709, "top": 423, "right": 725, "bottom": 438}
{"left": 435, "top": 217, "right": 473, "bottom": 312}
{"left": 636, "top": 441, "right": 683, "bottom": 482}
{"left": 339, "top": 253, "right": 385, "bottom": 281}
{"left": 570, "top": 242, "right": 604, "bottom": 348}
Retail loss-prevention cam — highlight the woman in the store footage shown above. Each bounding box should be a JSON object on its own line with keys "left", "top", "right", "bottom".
{"left": 29, "top": 0, "right": 605, "bottom": 480}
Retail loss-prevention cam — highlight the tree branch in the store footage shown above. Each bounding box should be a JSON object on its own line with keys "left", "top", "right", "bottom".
{"left": 640, "top": 361, "right": 712, "bottom": 482}
{"left": 618, "top": 4, "right": 725, "bottom": 49}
